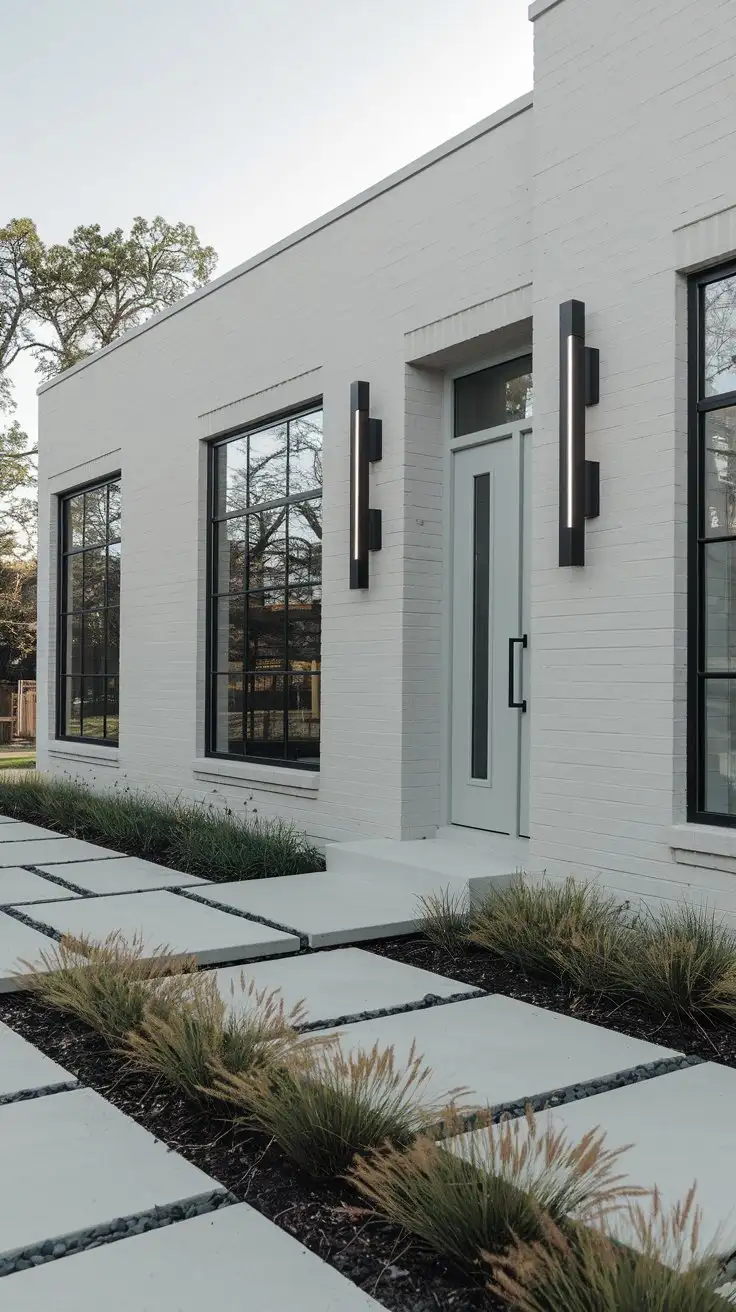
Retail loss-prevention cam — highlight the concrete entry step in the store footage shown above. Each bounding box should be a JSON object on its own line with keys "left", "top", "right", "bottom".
{"left": 325, "top": 830, "right": 537, "bottom": 903}
{"left": 3, "top": 1202, "right": 384, "bottom": 1310}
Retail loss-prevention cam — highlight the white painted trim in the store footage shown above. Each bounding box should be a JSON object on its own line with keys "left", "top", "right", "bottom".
{"left": 48, "top": 743, "right": 120, "bottom": 768}
{"left": 37, "top": 94, "right": 534, "bottom": 397}
{"left": 192, "top": 758, "right": 319, "bottom": 796}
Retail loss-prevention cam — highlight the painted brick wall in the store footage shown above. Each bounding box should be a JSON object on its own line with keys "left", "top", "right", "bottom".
{"left": 529, "top": 0, "right": 736, "bottom": 915}
{"left": 36, "top": 99, "right": 533, "bottom": 843}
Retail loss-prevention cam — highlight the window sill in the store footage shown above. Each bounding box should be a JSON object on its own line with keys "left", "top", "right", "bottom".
{"left": 669, "top": 824, "right": 736, "bottom": 874}
{"left": 49, "top": 742, "right": 120, "bottom": 768}
{"left": 192, "top": 758, "right": 319, "bottom": 797}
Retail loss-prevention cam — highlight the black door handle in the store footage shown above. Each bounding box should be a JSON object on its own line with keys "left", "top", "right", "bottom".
{"left": 508, "top": 635, "right": 528, "bottom": 712}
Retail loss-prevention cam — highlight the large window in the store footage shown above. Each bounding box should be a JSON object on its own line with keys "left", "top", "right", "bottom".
{"left": 208, "top": 406, "right": 322, "bottom": 767}
{"left": 689, "top": 265, "right": 736, "bottom": 821}
{"left": 58, "top": 477, "right": 121, "bottom": 743}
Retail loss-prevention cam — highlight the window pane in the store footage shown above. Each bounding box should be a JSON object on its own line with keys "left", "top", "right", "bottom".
{"left": 84, "top": 487, "right": 107, "bottom": 546}
{"left": 245, "top": 672, "right": 285, "bottom": 757}
{"left": 287, "top": 501, "right": 322, "bottom": 588}
{"left": 247, "top": 508, "right": 287, "bottom": 591}
{"left": 214, "top": 674, "right": 244, "bottom": 754}
{"left": 454, "top": 356, "right": 533, "bottom": 438}
{"left": 286, "top": 673, "right": 320, "bottom": 761}
{"left": 107, "top": 541, "right": 121, "bottom": 604}
{"left": 704, "top": 542, "right": 736, "bottom": 672}
{"left": 704, "top": 273, "right": 736, "bottom": 397}
{"left": 65, "top": 614, "right": 82, "bottom": 674}
{"left": 215, "top": 517, "right": 246, "bottom": 595}
{"left": 82, "top": 611, "right": 107, "bottom": 676}
{"left": 64, "top": 677, "right": 82, "bottom": 735}
{"left": 288, "top": 411, "right": 323, "bottom": 495}
{"left": 66, "top": 495, "right": 84, "bottom": 550}
{"left": 104, "top": 678, "right": 119, "bottom": 741}
{"left": 248, "top": 422, "right": 287, "bottom": 507}
{"left": 704, "top": 408, "right": 736, "bottom": 536}
{"left": 286, "top": 588, "right": 321, "bottom": 667}
{"left": 214, "top": 595, "right": 244, "bottom": 671}
{"left": 471, "top": 473, "right": 490, "bottom": 779}
{"left": 704, "top": 679, "right": 736, "bottom": 814}
{"left": 107, "top": 609, "right": 120, "bottom": 676}
{"left": 81, "top": 676, "right": 106, "bottom": 739}
{"left": 246, "top": 591, "right": 285, "bottom": 669}
{"left": 108, "top": 482, "right": 121, "bottom": 540}
{"left": 83, "top": 546, "right": 107, "bottom": 610}
{"left": 67, "top": 553, "right": 84, "bottom": 612}
{"left": 216, "top": 438, "right": 248, "bottom": 516}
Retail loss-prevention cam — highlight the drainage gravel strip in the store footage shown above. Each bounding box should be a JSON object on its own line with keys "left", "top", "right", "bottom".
{"left": 175, "top": 886, "right": 309, "bottom": 951}
{"left": 1, "top": 905, "right": 62, "bottom": 940}
{"left": 444, "top": 1053, "right": 704, "bottom": 1137}
{"left": 0, "top": 1080, "right": 79, "bottom": 1107}
{"left": 298, "top": 988, "right": 484, "bottom": 1032}
{"left": 0, "top": 1189, "right": 236, "bottom": 1278}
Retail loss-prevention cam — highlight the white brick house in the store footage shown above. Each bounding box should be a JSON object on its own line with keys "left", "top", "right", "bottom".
{"left": 36, "top": 0, "right": 736, "bottom": 920}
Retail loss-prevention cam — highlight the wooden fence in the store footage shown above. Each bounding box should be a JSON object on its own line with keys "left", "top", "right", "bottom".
{"left": 0, "top": 680, "right": 36, "bottom": 744}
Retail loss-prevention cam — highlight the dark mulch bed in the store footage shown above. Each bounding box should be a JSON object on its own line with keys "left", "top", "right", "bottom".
{"left": 367, "top": 937, "right": 736, "bottom": 1068}
{"left": 0, "top": 993, "right": 501, "bottom": 1312}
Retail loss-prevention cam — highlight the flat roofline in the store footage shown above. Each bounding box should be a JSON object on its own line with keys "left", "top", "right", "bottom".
{"left": 528, "top": 0, "right": 566, "bottom": 19}
{"left": 38, "top": 91, "right": 533, "bottom": 395}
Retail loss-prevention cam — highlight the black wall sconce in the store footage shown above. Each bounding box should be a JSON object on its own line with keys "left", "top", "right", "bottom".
{"left": 350, "top": 380, "right": 382, "bottom": 589}
{"left": 559, "top": 300, "right": 600, "bottom": 567}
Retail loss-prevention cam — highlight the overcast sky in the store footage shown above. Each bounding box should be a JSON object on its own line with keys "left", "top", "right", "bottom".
{"left": 3, "top": 0, "right": 532, "bottom": 442}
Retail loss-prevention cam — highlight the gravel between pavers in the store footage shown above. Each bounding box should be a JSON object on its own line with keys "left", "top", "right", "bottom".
{"left": 0, "top": 1079, "right": 79, "bottom": 1107}
{"left": 0, "top": 993, "right": 504, "bottom": 1311}
{"left": 0, "top": 1190, "right": 234, "bottom": 1277}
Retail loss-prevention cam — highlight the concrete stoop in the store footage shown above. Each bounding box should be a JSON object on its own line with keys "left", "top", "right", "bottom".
{"left": 326, "top": 829, "right": 539, "bottom": 906}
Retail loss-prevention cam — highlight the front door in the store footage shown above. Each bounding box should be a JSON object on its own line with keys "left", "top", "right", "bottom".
{"left": 450, "top": 425, "right": 530, "bottom": 834}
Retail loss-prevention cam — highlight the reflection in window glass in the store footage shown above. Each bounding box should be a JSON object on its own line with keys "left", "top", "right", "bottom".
{"left": 210, "top": 408, "right": 322, "bottom": 766}
{"left": 693, "top": 268, "right": 736, "bottom": 821}
{"left": 454, "top": 356, "right": 533, "bottom": 438}
{"left": 704, "top": 273, "right": 736, "bottom": 397}
{"left": 58, "top": 478, "right": 121, "bottom": 743}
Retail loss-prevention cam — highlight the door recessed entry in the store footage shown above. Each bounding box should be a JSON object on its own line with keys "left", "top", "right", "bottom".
{"left": 450, "top": 359, "right": 531, "bottom": 836}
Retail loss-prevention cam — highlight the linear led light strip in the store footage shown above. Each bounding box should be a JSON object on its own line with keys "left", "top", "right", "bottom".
{"left": 567, "top": 333, "right": 575, "bottom": 530}
{"left": 353, "top": 406, "right": 361, "bottom": 560}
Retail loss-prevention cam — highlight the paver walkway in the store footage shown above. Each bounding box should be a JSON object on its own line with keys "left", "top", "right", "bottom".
{"left": 1, "top": 815, "right": 735, "bottom": 1303}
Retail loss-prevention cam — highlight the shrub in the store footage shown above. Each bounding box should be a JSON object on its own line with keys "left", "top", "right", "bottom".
{"left": 620, "top": 904, "right": 736, "bottom": 1024}
{"left": 468, "top": 876, "right": 631, "bottom": 991}
{"left": 0, "top": 773, "right": 323, "bottom": 882}
{"left": 349, "top": 1108, "right": 635, "bottom": 1271}
{"left": 215, "top": 1040, "right": 463, "bottom": 1179}
{"left": 20, "top": 932, "right": 196, "bottom": 1044}
{"left": 124, "top": 973, "right": 313, "bottom": 1102}
{"left": 417, "top": 887, "right": 471, "bottom": 952}
{"left": 489, "top": 1186, "right": 735, "bottom": 1311}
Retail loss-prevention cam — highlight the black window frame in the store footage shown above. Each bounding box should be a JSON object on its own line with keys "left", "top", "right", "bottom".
{"left": 206, "top": 400, "right": 323, "bottom": 770}
{"left": 688, "top": 260, "right": 736, "bottom": 824}
{"left": 56, "top": 472, "right": 122, "bottom": 747}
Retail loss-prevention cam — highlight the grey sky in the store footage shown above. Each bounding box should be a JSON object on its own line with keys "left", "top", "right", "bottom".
{"left": 3, "top": 0, "right": 532, "bottom": 441}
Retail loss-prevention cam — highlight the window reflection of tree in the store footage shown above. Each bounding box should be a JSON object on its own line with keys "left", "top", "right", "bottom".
{"left": 213, "top": 410, "right": 322, "bottom": 762}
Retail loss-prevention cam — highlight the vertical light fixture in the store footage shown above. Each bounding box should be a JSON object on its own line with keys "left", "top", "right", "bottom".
{"left": 559, "top": 300, "right": 600, "bottom": 567}
{"left": 350, "top": 380, "right": 382, "bottom": 589}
